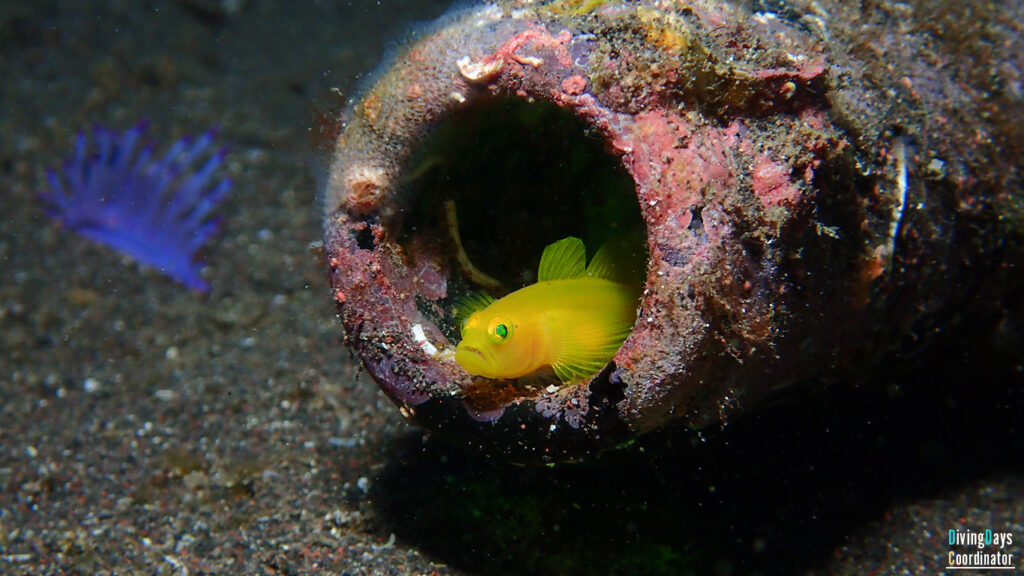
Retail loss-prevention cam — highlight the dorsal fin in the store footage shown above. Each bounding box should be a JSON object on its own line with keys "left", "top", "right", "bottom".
{"left": 585, "top": 242, "right": 621, "bottom": 281}
{"left": 586, "top": 234, "right": 646, "bottom": 284}
{"left": 453, "top": 292, "right": 496, "bottom": 331}
{"left": 538, "top": 237, "right": 586, "bottom": 281}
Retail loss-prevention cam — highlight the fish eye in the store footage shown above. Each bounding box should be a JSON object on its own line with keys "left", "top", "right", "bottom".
{"left": 487, "top": 317, "right": 513, "bottom": 344}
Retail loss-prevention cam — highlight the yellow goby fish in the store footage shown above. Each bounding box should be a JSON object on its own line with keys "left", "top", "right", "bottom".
{"left": 454, "top": 237, "right": 642, "bottom": 384}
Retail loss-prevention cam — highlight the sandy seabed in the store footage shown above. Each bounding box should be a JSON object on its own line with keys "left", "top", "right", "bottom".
{"left": 1, "top": 2, "right": 1020, "bottom": 575}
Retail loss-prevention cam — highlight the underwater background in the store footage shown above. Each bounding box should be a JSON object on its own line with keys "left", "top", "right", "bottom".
{"left": 1, "top": 1, "right": 1021, "bottom": 575}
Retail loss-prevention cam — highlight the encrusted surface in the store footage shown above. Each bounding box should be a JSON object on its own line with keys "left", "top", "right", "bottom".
{"left": 324, "top": 0, "right": 1023, "bottom": 461}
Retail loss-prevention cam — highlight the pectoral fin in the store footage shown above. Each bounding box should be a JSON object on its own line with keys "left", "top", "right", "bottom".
{"left": 550, "top": 319, "right": 633, "bottom": 384}
{"left": 552, "top": 357, "right": 614, "bottom": 384}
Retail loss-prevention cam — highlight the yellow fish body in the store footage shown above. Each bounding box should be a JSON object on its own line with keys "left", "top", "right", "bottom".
{"left": 454, "top": 237, "right": 642, "bottom": 384}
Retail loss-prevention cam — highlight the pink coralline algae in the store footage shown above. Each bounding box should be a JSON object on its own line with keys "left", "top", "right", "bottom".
{"left": 40, "top": 123, "right": 232, "bottom": 292}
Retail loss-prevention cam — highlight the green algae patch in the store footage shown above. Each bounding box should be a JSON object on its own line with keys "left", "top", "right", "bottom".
{"left": 545, "top": 0, "right": 611, "bottom": 16}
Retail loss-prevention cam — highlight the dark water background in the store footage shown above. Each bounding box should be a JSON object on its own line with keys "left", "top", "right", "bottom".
{"left": 1, "top": 2, "right": 1020, "bottom": 575}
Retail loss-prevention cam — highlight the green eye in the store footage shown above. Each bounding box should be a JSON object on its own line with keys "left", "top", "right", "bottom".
{"left": 487, "top": 317, "right": 513, "bottom": 344}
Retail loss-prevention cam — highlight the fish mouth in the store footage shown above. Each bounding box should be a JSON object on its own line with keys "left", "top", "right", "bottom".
{"left": 455, "top": 343, "right": 494, "bottom": 378}
{"left": 460, "top": 345, "right": 484, "bottom": 360}
{"left": 458, "top": 342, "right": 485, "bottom": 360}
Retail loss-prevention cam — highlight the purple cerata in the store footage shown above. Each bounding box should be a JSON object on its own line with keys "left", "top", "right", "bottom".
{"left": 40, "top": 123, "right": 232, "bottom": 291}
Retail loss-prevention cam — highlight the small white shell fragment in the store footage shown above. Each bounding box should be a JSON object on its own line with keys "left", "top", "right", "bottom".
{"left": 515, "top": 55, "right": 544, "bottom": 68}
{"left": 473, "top": 4, "right": 504, "bottom": 26}
{"left": 411, "top": 323, "right": 439, "bottom": 358}
{"left": 457, "top": 55, "right": 504, "bottom": 85}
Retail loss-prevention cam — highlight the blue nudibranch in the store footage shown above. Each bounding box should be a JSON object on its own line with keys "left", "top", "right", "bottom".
{"left": 39, "top": 123, "right": 232, "bottom": 291}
